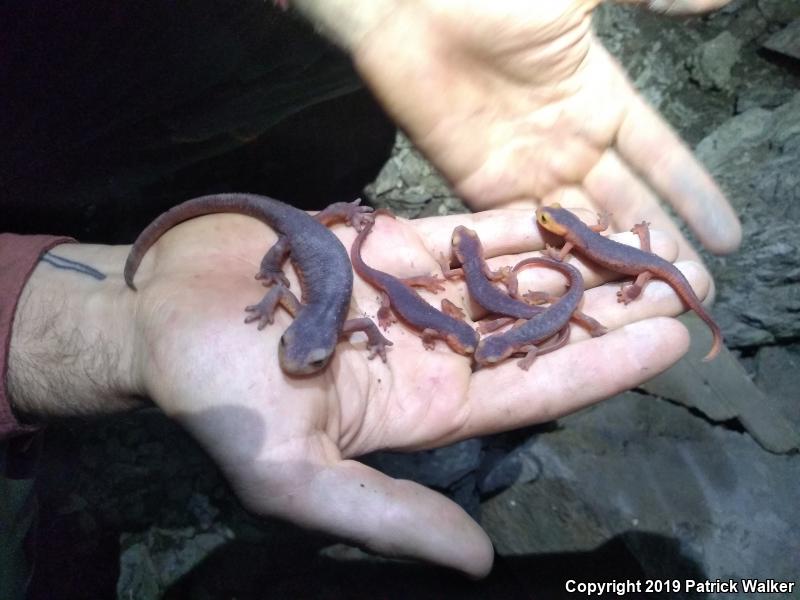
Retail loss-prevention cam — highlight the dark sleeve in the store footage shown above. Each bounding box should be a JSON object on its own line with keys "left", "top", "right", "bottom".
{"left": 0, "top": 234, "right": 76, "bottom": 441}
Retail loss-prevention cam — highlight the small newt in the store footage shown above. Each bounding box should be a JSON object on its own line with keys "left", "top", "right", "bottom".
{"left": 535, "top": 204, "right": 723, "bottom": 361}
{"left": 350, "top": 211, "right": 479, "bottom": 355}
{"left": 125, "top": 193, "right": 390, "bottom": 375}
{"left": 446, "top": 225, "right": 607, "bottom": 336}
{"left": 445, "top": 226, "right": 541, "bottom": 324}
{"left": 474, "top": 257, "right": 589, "bottom": 370}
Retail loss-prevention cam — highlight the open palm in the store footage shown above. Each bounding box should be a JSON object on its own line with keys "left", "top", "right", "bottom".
{"left": 354, "top": 0, "right": 740, "bottom": 270}
{"left": 126, "top": 207, "right": 708, "bottom": 576}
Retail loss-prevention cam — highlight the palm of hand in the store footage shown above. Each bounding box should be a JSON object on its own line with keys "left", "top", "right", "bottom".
{"left": 360, "top": 0, "right": 618, "bottom": 207}
{"left": 355, "top": 0, "right": 741, "bottom": 260}
{"left": 129, "top": 209, "right": 698, "bottom": 576}
{"left": 132, "top": 212, "right": 471, "bottom": 446}
{"left": 129, "top": 212, "right": 487, "bottom": 566}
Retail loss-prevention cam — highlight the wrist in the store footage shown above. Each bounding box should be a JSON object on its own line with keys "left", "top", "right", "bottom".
{"left": 8, "top": 243, "right": 146, "bottom": 421}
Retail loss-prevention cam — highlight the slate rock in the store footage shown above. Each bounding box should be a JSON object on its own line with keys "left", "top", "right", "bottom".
{"left": 763, "top": 19, "right": 800, "bottom": 60}
{"left": 361, "top": 438, "right": 483, "bottom": 490}
{"left": 736, "top": 84, "right": 796, "bottom": 113}
{"left": 482, "top": 477, "right": 614, "bottom": 556}
{"left": 757, "top": 0, "right": 800, "bottom": 24}
{"left": 188, "top": 493, "right": 221, "bottom": 530}
{"left": 694, "top": 94, "right": 800, "bottom": 349}
{"left": 714, "top": 221, "right": 800, "bottom": 348}
{"left": 642, "top": 316, "right": 800, "bottom": 454}
{"left": 369, "top": 156, "right": 404, "bottom": 196}
{"left": 696, "top": 92, "right": 800, "bottom": 175}
{"left": 687, "top": 31, "right": 743, "bottom": 91}
{"left": 360, "top": 440, "right": 485, "bottom": 518}
{"left": 366, "top": 133, "right": 460, "bottom": 218}
{"left": 117, "top": 525, "right": 234, "bottom": 600}
{"left": 483, "top": 393, "right": 800, "bottom": 588}
{"left": 754, "top": 344, "right": 800, "bottom": 429}
{"left": 478, "top": 443, "right": 542, "bottom": 498}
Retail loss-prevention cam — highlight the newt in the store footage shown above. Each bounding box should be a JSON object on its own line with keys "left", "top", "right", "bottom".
{"left": 535, "top": 204, "right": 723, "bottom": 361}
{"left": 125, "top": 193, "right": 390, "bottom": 375}
{"left": 445, "top": 225, "right": 607, "bottom": 336}
{"left": 474, "top": 257, "right": 592, "bottom": 370}
{"left": 350, "top": 211, "right": 479, "bottom": 355}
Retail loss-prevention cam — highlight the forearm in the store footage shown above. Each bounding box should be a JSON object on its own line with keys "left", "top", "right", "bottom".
{"left": 8, "top": 243, "right": 145, "bottom": 421}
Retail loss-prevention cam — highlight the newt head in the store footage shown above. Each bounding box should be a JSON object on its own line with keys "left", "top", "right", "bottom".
{"left": 451, "top": 225, "right": 481, "bottom": 242}
{"left": 278, "top": 324, "right": 336, "bottom": 375}
{"left": 445, "top": 328, "right": 479, "bottom": 356}
{"left": 473, "top": 336, "right": 514, "bottom": 367}
{"left": 451, "top": 225, "right": 466, "bottom": 252}
{"left": 535, "top": 204, "right": 570, "bottom": 236}
{"left": 451, "top": 225, "right": 479, "bottom": 263}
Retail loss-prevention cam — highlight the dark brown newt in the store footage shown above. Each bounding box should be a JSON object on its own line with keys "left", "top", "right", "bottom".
{"left": 445, "top": 225, "right": 607, "bottom": 336}
{"left": 350, "top": 211, "right": 479, "bottom": 355}
{"left": 474, "top": 257, "right": 588, "bottom": 370}
{"left": 535, "top": 204, "right": 723, "bottom": 361}
{"left": 125, "top": 193, "right": 390, "bottom": 375}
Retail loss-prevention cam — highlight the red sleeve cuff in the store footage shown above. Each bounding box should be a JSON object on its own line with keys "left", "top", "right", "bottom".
{"left": 1, "top": 234, "right": 76, "bottom": 441}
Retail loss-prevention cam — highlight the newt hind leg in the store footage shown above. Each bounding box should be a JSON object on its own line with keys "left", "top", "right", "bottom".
{"left": 402, "top": 275, "right": 446, "bottom": 293}
{"left": 420, "top": 328, "right": 440, "bottom": 350}
{"left": 517, "top": 326, "right": 570, "bottom": 370}
{"left": 377, "top": 292, "right": 396, "bottom": 331}
{"left": 478, "top": 316, "right": 515, "bottom": 334}
{"left": 441, "top": 299, "right": 466, "bottom": 320}
{"left": 517, "top": 345, "right": 540, "bottom": 371}
{"left": 617, "top": 221, "right": 653, "bottom": 303}
{"left": 592, "top": 210, "right": 612, "bottom": 233}
{"left": 315, "top": 198, "right": 375, "bottom": 231}
{"left": 617, "top": 271, "right": 653, "bottom": 304}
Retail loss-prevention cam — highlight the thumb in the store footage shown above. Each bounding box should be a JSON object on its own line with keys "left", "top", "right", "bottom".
{"left": 262, "top": 458, "right": 495, "bottom": 578}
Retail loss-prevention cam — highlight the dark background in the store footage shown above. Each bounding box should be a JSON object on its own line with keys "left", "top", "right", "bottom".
{"left": 1, "top": 1, "right": 395, "bottom": 242}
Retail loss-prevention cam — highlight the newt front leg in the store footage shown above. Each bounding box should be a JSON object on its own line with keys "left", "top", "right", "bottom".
{"left": 244, "top": 285, "right": 301, "bottom": 329}
{"left": 341, "top": 318, "right": 392, "bottom": 362}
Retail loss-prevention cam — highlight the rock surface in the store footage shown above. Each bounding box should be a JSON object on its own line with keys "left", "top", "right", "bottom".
{"left": 763, "top": 19, "right": 800, "bottom": 60}
{"left": 687, "top": 31, "right": 743, "bottom": 91}
{"left": 482, "top": 393, "right": 800, "bottom": 597}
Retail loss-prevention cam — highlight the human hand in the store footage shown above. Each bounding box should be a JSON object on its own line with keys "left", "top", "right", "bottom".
{"left": 339, "top": 0, "right": 740, "bottom": 270}
{"left": 121, "top": 208, "right": 706, "bottom": 576}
